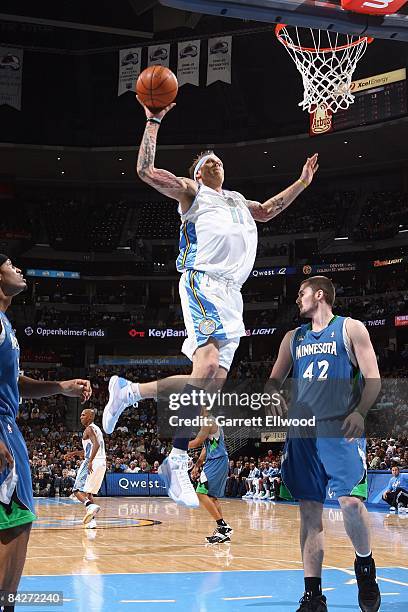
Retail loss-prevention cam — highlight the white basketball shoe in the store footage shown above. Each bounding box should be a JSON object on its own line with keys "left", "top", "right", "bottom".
{"left": 159, "top": 453, "right": 199, "bottom": 508}
{"left": 103, "top": 375, "right": 138, "bottom": 434}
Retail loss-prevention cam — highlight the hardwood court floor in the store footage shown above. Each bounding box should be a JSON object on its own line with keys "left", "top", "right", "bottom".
{"left": 20, "top": 497, "right": 408, "bottom": 611}
{"left": 26, "top": 497, "right": 407, "bottom": 575}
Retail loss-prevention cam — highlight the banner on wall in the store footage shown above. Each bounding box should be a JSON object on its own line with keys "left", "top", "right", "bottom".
{"left": 0, "top": 47, "right": 23, "bottom": 110}
{"left": 177, "top": 40, "right": 200, "bottom": 87}
{"left": 148, "top": 43, "right": 170, "bottom": 67}
{"left": 118, "top": 47, "right": 141, "bottom": 96}
{"left": 207, "top": 36, "right": 232, "bottom": 85}
{"left": 104, "top": 473, "right": 167, "bottom": 497}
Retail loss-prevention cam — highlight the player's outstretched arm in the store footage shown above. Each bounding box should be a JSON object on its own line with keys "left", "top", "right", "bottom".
{"left": 136, "top": 97, "right": 197, "bottom": 210}
{"left": 19, "top": 376, "right": 92, "bottom": 404}
{"left": 342, "top": 319, "right": 381, "bottom": 439}
{"left": 247, "top": 154, "right": 319, "bottom": 222}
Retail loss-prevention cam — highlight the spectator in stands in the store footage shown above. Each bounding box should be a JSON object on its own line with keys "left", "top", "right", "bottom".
{"left": 369, "top": 448, "right": 383, "bottom": 470}
{"left": 38, "top": 459, "right": 51, "bottom": 476}
{"left": 151, "top": 460, "right": 160, "bottom": 473}
{"left": 382, "top": 466, "right": 408, "bottom": 512}
{"left": 268, "top": 460, "right": 282, "bottom": 500}
{"left": 65, "top": 461, "right": 76, "bottom": 479}
{"left": 225, "top": 460, "right": 236, "bottom": 497}
{"left": 242, "top": 462, "right": 260, "bottom": 499}
{"left": 125, "top": 461, "right": 140, "bottom": 473}
{"left": 139, "top": 460, "right": 150, "bottom": 473}
{"left": 33, "top": 472, "right": 52, "bottom": 497}
{"left": 255, "top": 461, "right": 270, "bottom": 499}
{"left": 60, "top": 468, "right": 75, "bottom": 497}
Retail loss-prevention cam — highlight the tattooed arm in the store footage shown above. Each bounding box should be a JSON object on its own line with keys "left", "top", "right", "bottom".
{"left": 136, "top": 98, "right": 197, "bottom": 212}
{"left": 247, "top": 154, "right": 319, "bottom": 222}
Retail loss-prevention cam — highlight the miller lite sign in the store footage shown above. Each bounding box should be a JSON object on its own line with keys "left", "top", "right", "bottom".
{"left": 310, "top": 104, "right": 333, "bottom": 136}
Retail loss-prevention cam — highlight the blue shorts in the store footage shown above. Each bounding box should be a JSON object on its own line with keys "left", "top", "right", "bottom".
{"left": 0, "top": 415, "right": 36, "bottom": 530}
{"left": 196, "top": 456, "right": 229, "bottom": 499}
{"left": 281, "top": 427, "right": 367, "bottom": 503}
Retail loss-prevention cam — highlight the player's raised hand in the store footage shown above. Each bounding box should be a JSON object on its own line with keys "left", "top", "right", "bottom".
{"left": 59, "top": 379, "right": 92, "bottom": 404}
{"left": 136, "top": 96, "right": 176, "bottom": 121}
{"left": 0, "top": 441, "right": 14, "bottom": 473}
{"left": 299, "top": 153, "right": 319, "bottom": 186}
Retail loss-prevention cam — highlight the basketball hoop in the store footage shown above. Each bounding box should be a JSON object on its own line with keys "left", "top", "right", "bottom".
{"left": 275, "top": 24, "right": 373, "bottom": 113}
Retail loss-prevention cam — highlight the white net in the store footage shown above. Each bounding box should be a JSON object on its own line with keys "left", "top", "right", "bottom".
{"left": 276, "top": 26, "right": 372, "bottom": 113}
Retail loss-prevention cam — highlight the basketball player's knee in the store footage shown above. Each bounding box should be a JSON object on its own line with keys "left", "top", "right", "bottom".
{"left": 300, "top": 500, "right": 323, "bottom": 527}
{"left": 339, "top": 496, "right": 363, "bottom": 516}
{"left": 193, "top": 353, "right": 219, "bottom": 379}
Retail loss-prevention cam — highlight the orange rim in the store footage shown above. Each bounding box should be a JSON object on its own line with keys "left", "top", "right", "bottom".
{"left": 275, "top": 23, "right": 374, "bottom": 53}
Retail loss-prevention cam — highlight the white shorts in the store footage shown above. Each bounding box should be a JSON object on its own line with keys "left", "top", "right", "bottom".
{"left": 73, "top": 459, "right": 106, "bottom": 495}
{"left": 179, "top": 270, "right": 244, "bottom": 371}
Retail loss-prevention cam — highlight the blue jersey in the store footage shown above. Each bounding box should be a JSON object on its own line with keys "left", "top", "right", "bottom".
{"left": 388, "top": 474, "right": 408, "bottom": 492}
{"left": 204, "top": 425, "right": 228, "bottom": 461}
{"left": 0, "top": 312, "right": 20, "bottom": 420}
{"left": 290, "top": 315, "right": 361, "bottom": 420}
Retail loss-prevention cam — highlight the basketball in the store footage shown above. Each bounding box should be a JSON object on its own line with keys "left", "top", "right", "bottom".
{"left": 136, "top": 66, "right": 178, "bottom": 113}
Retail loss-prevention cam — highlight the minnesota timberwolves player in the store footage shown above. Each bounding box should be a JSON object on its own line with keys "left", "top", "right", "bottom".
{"left": 268, "top": 276, "right": 381, "bottom": 612}
{"left": 0, "top": 254, "right": 92, "bottom": 611}
{"left": 189, "top": 410, "right": 232, "bottom": 543}
{"left": 103, "top": 96, "right": 319, "bottom": 509}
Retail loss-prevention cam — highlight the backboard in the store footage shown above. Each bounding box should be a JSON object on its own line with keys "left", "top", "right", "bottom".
{"left": 161, "top": 0, "right": 408, "bottom": 41}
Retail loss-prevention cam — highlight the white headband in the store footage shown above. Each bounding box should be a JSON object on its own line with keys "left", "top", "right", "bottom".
{"left": 193, "top": 154, "right": 216, "bottom": 181}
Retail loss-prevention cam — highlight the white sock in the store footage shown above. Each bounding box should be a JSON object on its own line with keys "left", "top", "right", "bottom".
{"left": 355, "top": 549, "right": 371, "bottom": 557}
{"left": 118, "top": 381, "right": 140, "bottom": 405}
{"left": 169, "top": 447, "right": 188, "bottom": 457}
{"left": 130, "top": 382, "right": 142, "bottom": 402}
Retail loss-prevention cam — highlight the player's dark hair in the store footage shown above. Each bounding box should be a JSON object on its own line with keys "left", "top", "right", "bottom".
{"left": 301, "top": 276, "right": 335, "bottom": 306}
{"left": 189, "top": 150, "right": 215, "bottom": 179}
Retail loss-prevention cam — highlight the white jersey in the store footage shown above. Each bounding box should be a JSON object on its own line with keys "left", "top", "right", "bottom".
{"left": 82, "top": 423, "right": 106, "bottom": 462}
{"left": 177, "top": 185, "right": 258, "bottom": 287}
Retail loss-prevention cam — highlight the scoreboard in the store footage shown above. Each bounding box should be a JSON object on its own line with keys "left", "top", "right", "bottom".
{"left": 309, "top": 68, "right": 407, "bottom": 136}
{"left": 333, "top": 79, "right": 407, "bottom": 131}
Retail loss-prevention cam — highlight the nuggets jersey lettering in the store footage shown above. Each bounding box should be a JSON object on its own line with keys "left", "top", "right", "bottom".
{"left": 0, "top": 312, "right": 20, "bottom": 419}
{"left": 177, "top": 185, "right": 258, "bottom": 286}
{"left": 205, "top": 425, "right": 228, "bottom": 461}
{"left": 290, "top": 315, "right": 360, "bottom": 420}
{"left": 82, "top": 423, "right": 106, "bottom": 461}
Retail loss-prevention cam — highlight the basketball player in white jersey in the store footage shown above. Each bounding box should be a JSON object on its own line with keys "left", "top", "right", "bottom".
{"left": 66, "top": 409, "right": 106, "bottom": 528}
{"left": 103, "top": 99, "right": 319, "bottom": 508}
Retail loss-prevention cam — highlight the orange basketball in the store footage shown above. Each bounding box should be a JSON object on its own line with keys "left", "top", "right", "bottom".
{"left": 136, "top": 66, "right": 178, "bottom": 113}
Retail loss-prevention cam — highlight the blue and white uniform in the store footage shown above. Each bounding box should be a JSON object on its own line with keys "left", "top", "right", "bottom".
{"left": 177, "top": 185, "right": 257, "bottom": 370}
{"left": 196, "top": 425, "right": 229, "bottom": 499}
{"left": 0, "top": 312, "right": 36, "bottom": 529}
{"left": 73, "top": 423, "right": 106, "bottom": 494}
{"left": 281, "top": 316, "right": 368, "bottom": 503}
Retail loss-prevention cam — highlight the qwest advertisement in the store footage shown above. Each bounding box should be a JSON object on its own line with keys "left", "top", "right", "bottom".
{"left": 104, "top": 473, "right": 167, "bottom": 497}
